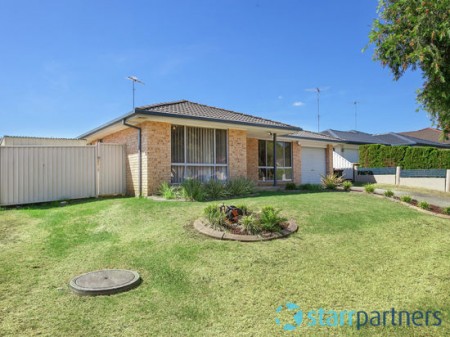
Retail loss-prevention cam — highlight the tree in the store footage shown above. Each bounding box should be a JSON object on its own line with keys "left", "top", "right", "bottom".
{"left": 369, "top": 0, "right": 450, "bottom": 138}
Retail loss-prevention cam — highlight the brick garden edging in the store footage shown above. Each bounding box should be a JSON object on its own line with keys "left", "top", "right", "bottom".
{"left": 193, "top": 219, "right": 298, "bottom": 242}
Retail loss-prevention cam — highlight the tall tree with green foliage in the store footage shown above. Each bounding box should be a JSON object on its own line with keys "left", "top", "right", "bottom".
{"left": 369, "top": 0, "right": 450, "bottom": 137}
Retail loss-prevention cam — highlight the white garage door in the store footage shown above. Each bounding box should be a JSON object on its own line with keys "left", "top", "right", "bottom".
{"left": 301, "top": 147, "right": 326, "bottom": 184}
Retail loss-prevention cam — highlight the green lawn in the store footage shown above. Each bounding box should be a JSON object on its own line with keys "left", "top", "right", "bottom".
{"left": 1, "top": 192, "right": 449, "bottom": 336}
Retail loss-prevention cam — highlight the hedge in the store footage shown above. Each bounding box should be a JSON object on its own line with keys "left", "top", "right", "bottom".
{"left": 359, "top": 145, "right": 450, "bottom": 169}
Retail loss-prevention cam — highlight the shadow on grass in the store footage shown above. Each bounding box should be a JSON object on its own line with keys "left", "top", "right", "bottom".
{"left": 206, "top": 189, "right": 345, "bottom": 202}
{"left": 0, "top": 189, "right": 346, "bottom": 211}
{"left": 0, "top": 195, "right": 132, "bottom": 211}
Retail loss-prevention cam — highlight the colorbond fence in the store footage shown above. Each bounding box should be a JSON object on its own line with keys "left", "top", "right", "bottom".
{"left": 355, "top": 166, "right": 450, "bottom": 192}
{"left": 0, "top": 143, "right": 126, "bottom": 206}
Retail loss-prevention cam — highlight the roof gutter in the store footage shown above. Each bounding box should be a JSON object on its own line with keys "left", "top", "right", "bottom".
{"left": 122, "top": 118, "right": 142, "bottom": 197}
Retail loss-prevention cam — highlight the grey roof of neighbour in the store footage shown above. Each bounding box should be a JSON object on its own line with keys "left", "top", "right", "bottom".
{"left": 286, "top": 130, "right": 344, "bottom": 143}
{"left": 79, "top": 100, "right": 302, "bottom": 138}
{"left": 321, "top": 129, "right": 389, "bottom": 145}
{"left": 375, "top": 132, "right": 450, "bottom": 148}
{"left": 372, "top": 133, "right": 414, "bottom": 146}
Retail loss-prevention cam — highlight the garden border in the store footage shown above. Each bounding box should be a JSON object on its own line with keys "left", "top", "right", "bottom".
{"left": 193, "top": 219, "right": 298, "bottom": 242}
{"left": 349, "top": 188, "right": 450, "bottom": 220}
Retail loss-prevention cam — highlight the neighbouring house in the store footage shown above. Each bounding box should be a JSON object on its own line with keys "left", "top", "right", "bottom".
{"left": 320, "top": 130, "right": 388, "bottom": 179}
{"left": 321, "top": 129, "right": 389, "bottom": 163}
{"left": 321, "top": 128, "right": 450, "bottom": 180}
{"left": 0, "top": 136, "right": 87, "bottom": 146}
{"left": 398, "top": 127, "right": 450, "bottom": 147}
{"left": 373, "top": 132, "right": 450, "bottom": 149}
{"left": 79, "top": 100, "right": 341, "bottom": 196}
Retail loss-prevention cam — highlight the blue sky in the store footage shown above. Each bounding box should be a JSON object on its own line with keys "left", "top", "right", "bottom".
{"left": 0, "top": 0, "right": 434, "bottom": 138}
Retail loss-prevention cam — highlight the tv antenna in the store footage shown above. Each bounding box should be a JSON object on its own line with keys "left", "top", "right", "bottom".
{"left": 315, "top": 88, "right": 320, "bottom": 132}
{"left": 352, "top": 101, "right": 360, "bottom": 130}
{"left": 127, "top": 76, "right": 144, "bottom": 109}
{"left": 306, "top": 87, "right": 328, "bottom": 132}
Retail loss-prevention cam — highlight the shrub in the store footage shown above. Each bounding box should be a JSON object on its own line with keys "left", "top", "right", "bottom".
{"left": 364, "top": 184, "right": 375, "bottom": 193}
{"left": 342, "top": 181, "right": 352, "bottom": 191}
{"left": 285, "top": 182, "right": 297, "bottom": 190}
{"left": 384, "top": 189, "right": 394, "bottom": 197}
{"left": 359, "top": 144, "right": 450, "bottom": 169}
{"left": 181, "top": 179, "right": 205, "bottom": 201}
{"left": 321, "top": 174, "right": 344, "bottom": 190}
{"left": 400, "top": 195, "right": 412, "bottom": 203}
{"left": 203, "top": 204, "right": 225, "bottom": 228}
{"left": 225, "top": 177, "right": 255, "bottom": 196}
{"left": 298, "top": 184, "right": 323, "bottom": 191}
{"left": 443, "top": 207, "right": 450, "bottom": 215}
{"left": 203, "top": 179, "right": 226, "bottom": 200}
{"left": 235, "top": 204, "right": 250, "bottom": 216}
{"left": 259, "top": 206, "right": 287, "bottom": 232}
{"left": 159, "top": 182, "right": 177, "bottom": 199}
{"left": 241, "top": 215, "right": 261, "bottom": 234}
{"left": 418, "top": 201, "right": 429, "bottom": 210}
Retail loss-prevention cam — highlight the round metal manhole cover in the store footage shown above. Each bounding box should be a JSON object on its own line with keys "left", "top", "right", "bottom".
{"left": 69, "top": 269, "right": 141, "bottom": 296}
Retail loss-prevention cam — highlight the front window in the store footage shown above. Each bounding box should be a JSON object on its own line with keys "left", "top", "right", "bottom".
{"left": 171, "top": 125, "right": 228, "bottom": 183}
{"left": 258, "top": 140, "right": 292, "bottom": 181}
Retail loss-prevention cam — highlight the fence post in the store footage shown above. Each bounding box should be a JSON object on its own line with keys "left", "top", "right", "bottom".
{"left": 352, "top": 163, "right": 359, "bottom": 182}
{"left": 95, "top": 143, "right": 100, "bottom": 197}
{"left": 395, "top": 166, "right": 401, "bottom": 186}
{"left": 0, "top": 148, "right": 2, "bottom": 206}
{"left": 446, "top": 169, "right": 450, "bottom": 193}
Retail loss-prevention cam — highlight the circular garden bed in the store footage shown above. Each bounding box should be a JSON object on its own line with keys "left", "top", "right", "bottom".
{"left": 194, "top": 204, "right": 298, "bottom": 242}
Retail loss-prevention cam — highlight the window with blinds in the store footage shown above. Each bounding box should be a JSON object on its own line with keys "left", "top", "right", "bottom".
{"left": 258, "top": 140, "right": 293, "bottom": 181}
{"left": 171, "top": 125, "right": 228, "bottom": 183}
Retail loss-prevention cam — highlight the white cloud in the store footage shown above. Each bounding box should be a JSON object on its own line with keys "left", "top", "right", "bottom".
{"left": 292, "top": 101, "right": 305, "bottom": 107}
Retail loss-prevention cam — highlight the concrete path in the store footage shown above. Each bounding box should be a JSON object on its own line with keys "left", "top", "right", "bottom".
{"left": 350, "top": 186, "right": 450, "bottom": 208}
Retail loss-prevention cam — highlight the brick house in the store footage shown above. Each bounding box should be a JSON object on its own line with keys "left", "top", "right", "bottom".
{"left": 79, "top": 100, "right": 340, "bottom": 196}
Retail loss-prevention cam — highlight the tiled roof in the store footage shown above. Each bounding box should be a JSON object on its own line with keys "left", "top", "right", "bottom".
{"left": 375, "top": 133, "right": 450, "bottom": 148}
{"left": 136, "top": 100, "right": 301, "bottom": 130}
{"left": 320, "top": 129, "right": 450, "bottom": 148}
{"left": 399, "top": 128, "right": 450, "bottom": 145}
{"left": 373, "top": 133, "right": 415, "bottom": 146}
{"left": 286, "top": 130, "right": 343, "bottom": 142}
{"left": 321, "top": 129, "right": 388, "bottom": 145}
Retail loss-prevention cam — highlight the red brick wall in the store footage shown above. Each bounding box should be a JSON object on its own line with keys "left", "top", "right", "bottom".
{"left": 292, "top": 142, "right": 302, "bottom": 184}
{"left": 228, "top": 129, "right": 247, "bottom": 179}
{"left": 246, "top": 138, "right": 259, "bottom": 182}
{"left": 142, "top": 121, "right": 171, "bottom": 194}
{"left": 95, "top": 123, "right": 256, "bottom": 195}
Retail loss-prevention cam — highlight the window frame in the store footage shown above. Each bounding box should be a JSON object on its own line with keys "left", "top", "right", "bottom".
{"left": 171, "top": 125, "right": 228, "bottom": 183}
{"left": 258, "top": 139, "right": 293, "bottom": 182}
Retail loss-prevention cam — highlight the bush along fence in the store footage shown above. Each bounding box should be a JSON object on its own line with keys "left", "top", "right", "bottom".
{"left": 359, "top": 144, "right": 450, "bottom": 169}
{"left": 355, "top": 166, "right": 450, "bottom": 192}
